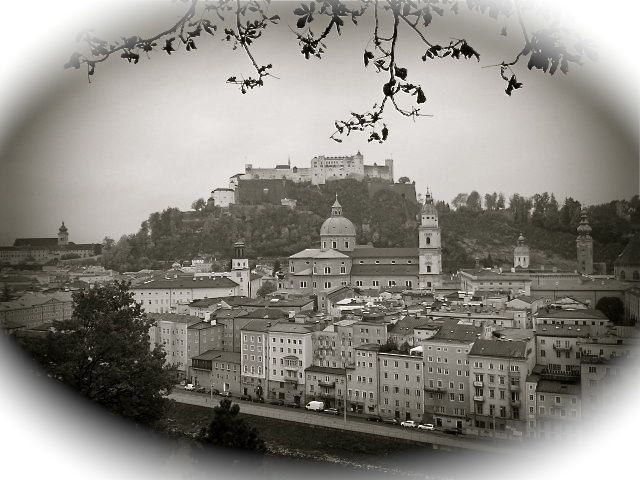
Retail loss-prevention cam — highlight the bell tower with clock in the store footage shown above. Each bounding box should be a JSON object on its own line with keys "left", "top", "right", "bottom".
{"left": 419, "top": 190, "right": 442, "bottom": 290}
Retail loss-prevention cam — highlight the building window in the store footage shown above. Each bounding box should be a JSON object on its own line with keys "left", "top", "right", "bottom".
{"left": 324, "top": 266, "right": 331, "bottom": 274}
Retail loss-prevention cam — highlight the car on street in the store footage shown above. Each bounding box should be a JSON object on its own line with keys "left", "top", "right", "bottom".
{"left": 211, "top": 389, "right": 220, "bottom": 396}
{"left": 401, "top": 420, "right": 418, "bottom": 428}
{"left": 285, "top": 403, "right": 300, "bottom": 408}
{"left": 220, "top": 391, "right": 232, "bottom": 398}
{"left": 184, "top": 384, "right": 195, "bottom": 391}
{"left": 418, "top": 423, "right": 435, "bottom": 431}
{"left": 269, "top": 399, "right": 285, "bottom": 406}
{"left": 382, "top": 418, "right": 399, "bottom": 425}
{"left": 240, "top": 394, "right": 252, "bottom": 401}
{"left": 366, "top": 415, "right": 383, "bottom": 422}
{"left": 443, "top": 428, "right": 462, "bottom": 436}
{"left": 252, "top": 397, "right": 265, "bottom": 403}
{"left": 195, "top": 386, "right": 206, "bottom": 393}
{"left": 323, "top": 408, "right": 339, "bottom": 415}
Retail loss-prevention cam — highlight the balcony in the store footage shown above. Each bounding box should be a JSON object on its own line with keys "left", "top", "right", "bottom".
{"left": 319, "top": 380, "right": 336, "bottom": 388}
{"left": 508, "top": 370, "right": 520, "bottom": 378}
{"left": 473, "top": 381, "right": 484, "bottom": 388}
{"left": 473, "top": 395, "right": 485, "bottom": 402}
{"left": 553, "top": 344, "right": 573, "bottom": 352}
{"left": 510, "top": 399, "right": 521, "bottom": 408}
{"left": 284, "top": 378, "right": 298, "bottom": 384}
{"left": 509, "top": 383, "right": 520, "bottom": 392}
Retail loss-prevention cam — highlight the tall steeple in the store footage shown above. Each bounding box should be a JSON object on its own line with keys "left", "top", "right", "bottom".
{"left": 514, "top": 233, "right": 530, "bottom": 268}
{"left": 418, "top": 189, "right": 442, "bottom": 290}
{"left": 58, "top": 221, "right": 69, "bottom": 246}
{"left": 576, "top": 209, "right": 593, "bottom": 275}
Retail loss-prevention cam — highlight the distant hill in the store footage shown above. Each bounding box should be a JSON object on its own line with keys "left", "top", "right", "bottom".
{"left": 100, "top": 182, "right": 640, "bottom": 274}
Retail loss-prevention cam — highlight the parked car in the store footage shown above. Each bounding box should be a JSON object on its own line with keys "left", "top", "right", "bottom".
{"left": 418, "top": 423, "right": 435, "bottom": 431}
{"left": 366, "top": 415, "right": 383, "bottom": 422}
{"left": 285, "top": 403, "right": 300, "bottom": 409}
{"left": 240, "top": 394, "right": 252, "bottom": 401}
{"left": 323, "top": 408, "right": 339, "bottom": 415}
{"left": 184, "top": 384, "right": 195, "bottom": 391}
{"left": 211, "top": 389, "right": 220, "bottom": 396}
{"left": 305, "top": 400, "right": 325, "bottom": 411}
{"left": 220, "top": 391, "right": 232, "bottom": 398}
{"left": 443, "top": 428, "right": 461, "bottom": 436}
{"left": 382, "top": 418, "right": 399, "bottom": 425}
{"left": 195, "top": 386, "right": 206, "bottom": 393}
{"left": 252, "top": 397, "right": 265, "bottom": 403}
{"left": 269, "top": 399, "right": 285, "bottom": 406}
{"left": 401, "top": 420, "right": 418, "bottom": 428}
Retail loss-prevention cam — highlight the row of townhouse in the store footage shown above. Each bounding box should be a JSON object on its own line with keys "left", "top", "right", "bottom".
{"left": 150, "top": 300, "right": 638, "bottom": 440}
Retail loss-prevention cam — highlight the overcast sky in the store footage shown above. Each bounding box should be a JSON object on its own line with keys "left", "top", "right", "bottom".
{"left": 0, "top": 0, "right": 637, "bottom": 245}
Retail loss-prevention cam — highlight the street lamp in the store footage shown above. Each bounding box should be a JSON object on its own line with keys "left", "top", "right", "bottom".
{"left": 210, "top": 375, "right": 215, "bottom": 405}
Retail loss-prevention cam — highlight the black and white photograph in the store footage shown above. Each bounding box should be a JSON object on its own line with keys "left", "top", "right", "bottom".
{"left": 0, "top": 1, "right": 638, "bottom": 479}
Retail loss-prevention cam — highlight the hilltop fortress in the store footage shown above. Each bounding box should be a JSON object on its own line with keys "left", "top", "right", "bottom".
{"left": 209, "top": 152, "right": 407, "bottom": 208}
{"left": 237, "top": 151, "right": 393, "bottom": 185}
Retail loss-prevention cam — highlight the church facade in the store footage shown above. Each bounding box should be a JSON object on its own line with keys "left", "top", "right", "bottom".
{"left": 286, "top": 192, "right": 441, "bottom": 311}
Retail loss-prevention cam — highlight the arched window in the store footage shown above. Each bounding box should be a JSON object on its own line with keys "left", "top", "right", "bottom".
{"left": 426, "top": 236, "right": 431, "bottom": 245}
{"left": 634, "top": 271, "right": 640, "bottom": 281}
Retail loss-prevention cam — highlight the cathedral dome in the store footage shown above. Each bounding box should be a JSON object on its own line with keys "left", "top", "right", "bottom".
{"left": 320, "top": 197, "right": 356, "bottom": 238}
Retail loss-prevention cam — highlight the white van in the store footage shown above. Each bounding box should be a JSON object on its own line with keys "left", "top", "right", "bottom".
{"left": 305, "top": 400, "right": 325, "bottom": 411}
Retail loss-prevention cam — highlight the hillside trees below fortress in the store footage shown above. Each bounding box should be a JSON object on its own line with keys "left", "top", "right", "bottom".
{"left": 101, "top": 182, "right": 640, "bottom": 275}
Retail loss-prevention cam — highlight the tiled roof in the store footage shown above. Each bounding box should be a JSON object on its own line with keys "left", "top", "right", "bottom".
{"left": 240, "top": 307, "right": 288, "bottom": 319}
{"left": 193, "top": 349, "right": 241, "bottom": 363}
{"left": 268, "top": 323, "right": 313, "bottom": 334}
{"left": 147, "top": 313, "right": 201, "bottom": 325}
{"left": 469, "top": 339, "right": 528, "bottom": 358}
{"left": 350, "top": 264, "right": 419, "bottom": 276}
{"left": 537, "top": 309, "right": 608, "bottom": 320}
{"left": 13, "top": 238, "right": 58, "bottom": 247}
{"left": 241, "top": 319, "right": 283, "bottom": 332}
{"left": 349, "top": 247, "right": 419, "bottom": 258}
{"left": 431, "top": 318, "right": 483, "bottom": 343}
{"left": 132, "top": 277, "right": 239, "bottom": 289}
{"left": 535, "top": 325, "right": 592, "bottom": 337}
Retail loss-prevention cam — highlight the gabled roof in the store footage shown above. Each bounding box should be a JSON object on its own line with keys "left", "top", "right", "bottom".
{"left": 388, "top": 316, "right": 432, "bottom": 335}
{"left": 431, "top": 318, "right": 483, "bottom": 343}
{"left": 241, "top": 319, "right": 283, "bottom": 332}
{"left": 469, "top": 339, "right": 528, "bottom": 359}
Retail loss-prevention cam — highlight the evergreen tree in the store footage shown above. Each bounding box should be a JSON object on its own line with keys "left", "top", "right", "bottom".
{"left": 18, "top": 282, "right": 175, "bottom": 425}
{"left": 198, "top": 399, "right": 266, "bottom": 453}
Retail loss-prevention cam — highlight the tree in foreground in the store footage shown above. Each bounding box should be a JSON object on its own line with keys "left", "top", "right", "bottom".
{"left": 64, "top": 0, "right": 594, "bottom": 143}
{"left": 198, "top": 399, "right": 266, "bottom": 453}
{"left": 19, "top": 281, "right": 175, "bottom": 425}
{"left": 595, "top": 297, "right": 627, "bottom": 326}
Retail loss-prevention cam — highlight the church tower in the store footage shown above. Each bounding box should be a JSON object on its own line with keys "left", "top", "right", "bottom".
{"left": 576, "top": 209, "right": 594, "bottom": 275}
{"left": 513, "top": 233, "right": 530, "bottom": 268}
{"left": 418, "top": 190, "right": 442, "bottom": 290}
{"left": 319, "top": 195, "right": 356, "bottom": 252}
{"left": 232, "top": 240, "right": 252, "bottom": 297}
{"left": 58, "top": 221, "right": 68, "bottom": 246}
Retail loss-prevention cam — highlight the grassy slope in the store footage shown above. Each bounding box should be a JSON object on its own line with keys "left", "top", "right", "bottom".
{"left": 440, "top": 210, "right": 579, "bottom": 272}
